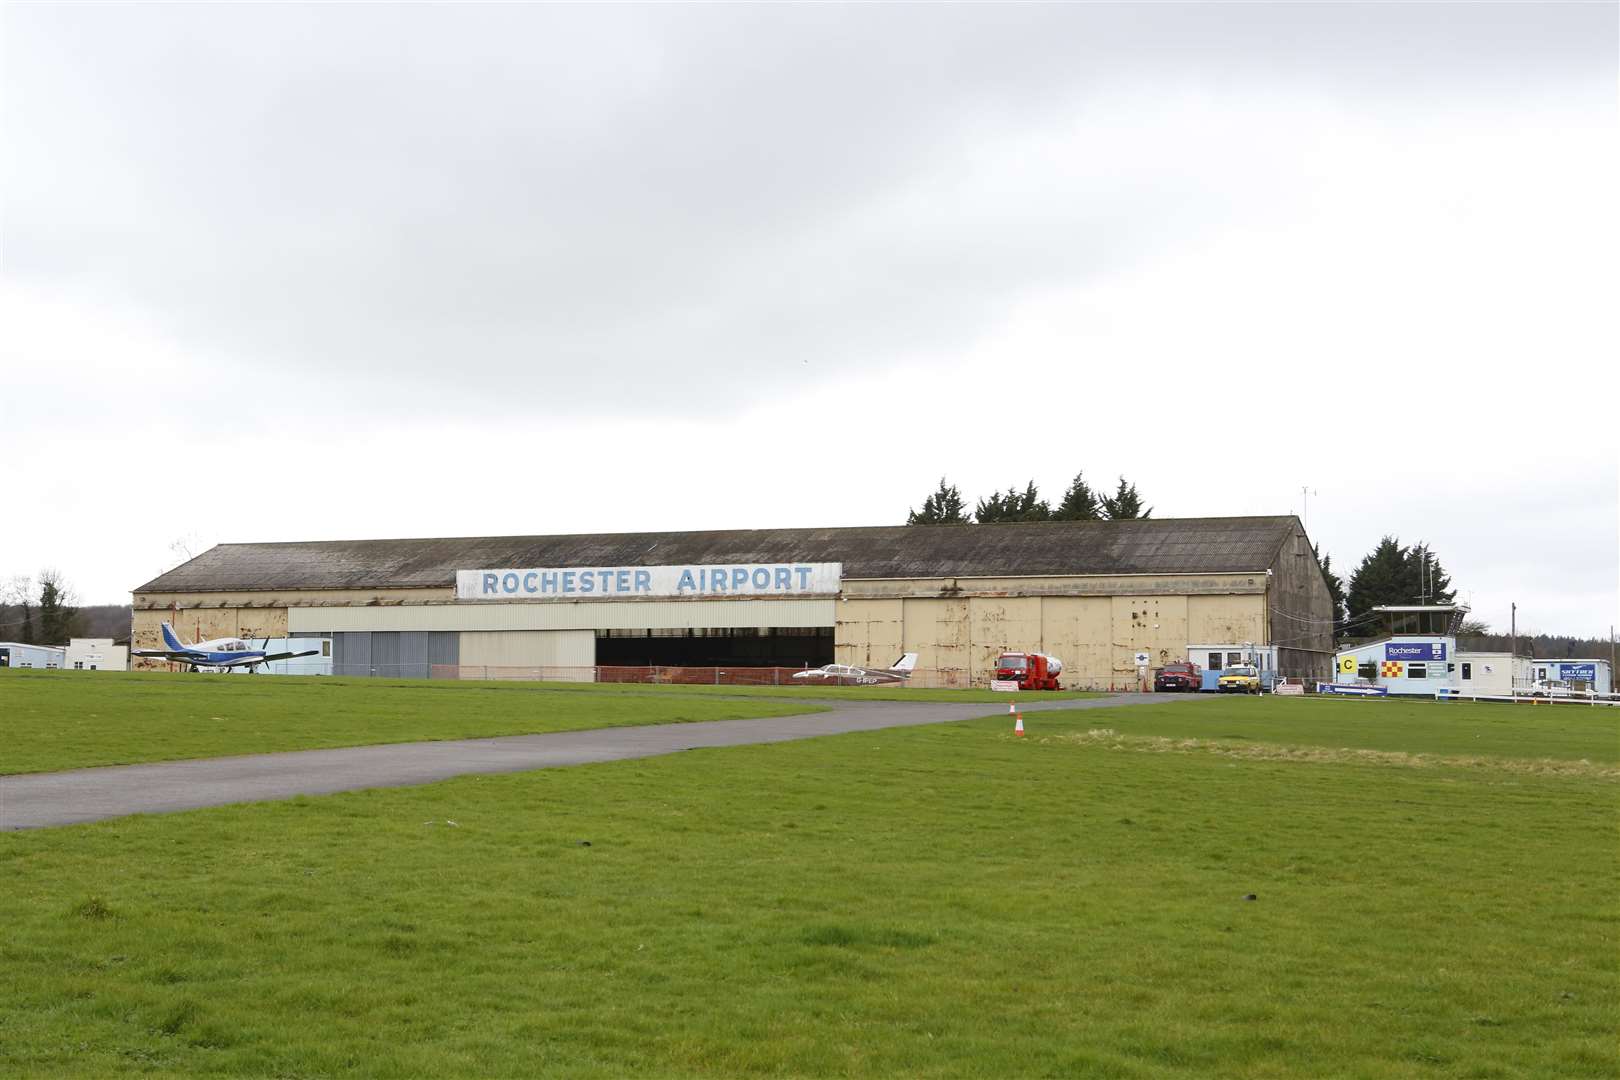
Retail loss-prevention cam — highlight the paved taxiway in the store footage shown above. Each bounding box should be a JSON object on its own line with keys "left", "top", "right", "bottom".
{"left": 1, "top": 693, "right": 1210, "bottom": 830}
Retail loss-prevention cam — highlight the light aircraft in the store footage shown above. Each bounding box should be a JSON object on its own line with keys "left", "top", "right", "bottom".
{"left": 134, "top": 622, "right": 319, "bottom": 673}
{"left": 791, "top": 653, "right": 919, "bottom": 686}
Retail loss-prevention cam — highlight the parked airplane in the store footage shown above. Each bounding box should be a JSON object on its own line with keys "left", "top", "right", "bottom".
{"left": 791, "top": 653, "right": 919, "bottom": 686}
{"left": 133, "top": 622, "right": 319, "bottom": 673}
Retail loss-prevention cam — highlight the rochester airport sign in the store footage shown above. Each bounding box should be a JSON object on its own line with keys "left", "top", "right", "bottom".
{"left": 456, "top": 563, "right": 841, "bottom": 601}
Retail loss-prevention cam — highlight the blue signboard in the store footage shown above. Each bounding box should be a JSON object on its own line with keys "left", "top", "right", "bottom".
{"left": 1385, "top": 642, "right": 1447, "bottom": 662}
{"left": 1559, "top": 663, "right": 1597, "bottom": 682}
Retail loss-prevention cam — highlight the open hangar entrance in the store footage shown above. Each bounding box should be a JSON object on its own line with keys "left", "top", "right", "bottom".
{"left": 594, "top": 627, "right": 832, "bottom": 668}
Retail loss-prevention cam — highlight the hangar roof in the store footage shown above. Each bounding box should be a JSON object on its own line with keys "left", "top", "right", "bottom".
{"left": 134, "top": 517, "right": 1302, "bottom": 595}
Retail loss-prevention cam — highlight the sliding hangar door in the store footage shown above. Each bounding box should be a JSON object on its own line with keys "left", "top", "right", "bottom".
{"left": 289, "top": 597, "right": 838, "bottom": 676}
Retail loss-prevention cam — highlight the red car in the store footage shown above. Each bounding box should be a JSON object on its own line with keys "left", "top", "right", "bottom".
{"left": 1154, "top": 661, "right": 1202, "bottom": 692}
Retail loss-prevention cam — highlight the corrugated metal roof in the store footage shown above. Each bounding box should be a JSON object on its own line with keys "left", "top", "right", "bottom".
{"left": 133, "top": 517, "right": 1300, "bottom": 594}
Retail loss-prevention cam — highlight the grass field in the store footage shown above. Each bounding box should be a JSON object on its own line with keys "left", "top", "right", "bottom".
{"left": 2, "top": 689, "right": 1615, "bottom": 1077}
{"left": 0, "top": 670, "right": 830, "bottom": 776}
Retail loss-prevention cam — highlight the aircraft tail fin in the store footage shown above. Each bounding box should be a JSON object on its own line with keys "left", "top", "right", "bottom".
{"left": 891, "top": 652, "right": 919, "bottom": 675}
{"left": 161, "top": 622, "right": 187, "bottom": 651}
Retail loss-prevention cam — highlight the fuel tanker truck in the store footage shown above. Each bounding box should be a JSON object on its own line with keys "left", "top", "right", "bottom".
{"left": 993, "top": 651, "right": 1064, "bottom": 691}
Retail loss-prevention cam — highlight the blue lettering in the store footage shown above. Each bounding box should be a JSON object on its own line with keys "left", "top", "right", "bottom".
{"left": 752, "top": 567, "right": 770, "bottom": 589}
{"left": 541, "top": 571, "right": 558, "bottom": 593}
{"left": 580, "top": 571, "right": 594, "bottom": 593}
{"left": 482, "top": 573, "right": 498, "bottom": 595}
{"left": 732, "top": 568, "right": 749, "bottom": 590}
{"left": 775, "top": 567, "right": 791, "bottom": 590}
{"left": 636, "top": 569, "right": 652, "bottom": 592}
{"left": 677, "top": 569, "right": 695, "bottom": 592}
{"left": 523, "top": 572, "right": 538, "bottom": 593}
{"left": 563, "top": 571, "right": 576, "bottom": 593}
{"left": 795, "top": 566, "right": 812, "bottom": 589}
{"left": 502, "top": 572, "right": 519, "bottom": 594}
{"left": 616, "top": 570, "right": 630, "bottom": 593}
{"left": 711, "top": 566, "right": 728, "bottom": 592}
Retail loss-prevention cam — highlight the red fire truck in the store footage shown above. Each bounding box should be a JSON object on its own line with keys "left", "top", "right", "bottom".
{"left": 994, "top": 651, "right": 1064, "bottom": 691}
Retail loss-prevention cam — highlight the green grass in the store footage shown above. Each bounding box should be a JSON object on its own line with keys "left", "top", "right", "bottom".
{"left": 1, "top": 696, "right": 1615, "bottom": 1077}
{"left": 0, "top": 670, "right": 1099, "bottom": 776}
{"left": 1037, "top": 695, "right": 1620, "bottom": 762}
{"left": 0, "top": 670, "right": 827, "bottom": 776}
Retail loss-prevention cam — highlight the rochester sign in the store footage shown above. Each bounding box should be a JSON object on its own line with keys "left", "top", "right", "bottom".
{"left": 456, "top": 563, "right": 842, "bottom": 600}
{"left": 1385, "top": 642, "right": 1447, "bottom": 661}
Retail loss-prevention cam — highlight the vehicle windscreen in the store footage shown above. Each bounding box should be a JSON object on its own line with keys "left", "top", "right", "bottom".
{"left": 999, "top": 656, "right": 1028, "bottom": 670}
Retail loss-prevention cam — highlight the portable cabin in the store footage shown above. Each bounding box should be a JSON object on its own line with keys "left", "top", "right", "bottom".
{"left": 0, "top": 642, "right": 66, "bottom": 669}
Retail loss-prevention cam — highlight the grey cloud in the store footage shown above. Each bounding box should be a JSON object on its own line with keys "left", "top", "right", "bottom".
{"left": 5, "top": 3, "right": 1614, "bottom": 421}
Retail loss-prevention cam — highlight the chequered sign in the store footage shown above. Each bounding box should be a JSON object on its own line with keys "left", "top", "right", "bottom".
{"left": 1381, "top": 661, "right": 1404, "bottom": 678}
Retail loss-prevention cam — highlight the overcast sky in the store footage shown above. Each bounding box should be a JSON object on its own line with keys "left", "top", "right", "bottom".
{"left": 3, "top": 3, "right": 1616, "bottom": 638}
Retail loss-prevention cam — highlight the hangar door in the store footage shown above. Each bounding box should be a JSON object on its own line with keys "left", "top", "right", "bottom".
{"left": 595, "top": 627, "right": 832, "bottom": 668}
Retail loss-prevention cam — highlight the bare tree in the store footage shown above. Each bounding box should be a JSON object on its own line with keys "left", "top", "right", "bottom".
{"left": 37, "top": 569, "right": 82, "bottom": 644}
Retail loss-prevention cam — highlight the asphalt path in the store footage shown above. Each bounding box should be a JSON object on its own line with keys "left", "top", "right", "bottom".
{"left": 1, "top": 693, "right": 1208, "bottom": 831}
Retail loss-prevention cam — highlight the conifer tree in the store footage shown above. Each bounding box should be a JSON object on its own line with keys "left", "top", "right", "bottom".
{"left": 974, "top": 481, "right": 1050, "bottom": 523}
{"left": 1052, "top": 473, "right": 1103, "bottom": 520}
{"left": 1099, "top": 477, "right": 1152, "bottom": 520}
{"left": 906, "top": 478, "right": 970, "bottom": 525}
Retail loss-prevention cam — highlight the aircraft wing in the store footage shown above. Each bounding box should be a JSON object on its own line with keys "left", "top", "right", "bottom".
{"left": 217, "top": 650, "right": 321, "bottom": 667}
{"left": 132, "top": 649, "right": 208, "bottom": 662}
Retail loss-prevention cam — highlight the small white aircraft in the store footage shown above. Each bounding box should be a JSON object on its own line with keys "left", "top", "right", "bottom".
{"left": 134, "top": 622, "right": 319, "bottom": 673}
{"left": 792, "top": 653, "right": 919, "bottom": 686}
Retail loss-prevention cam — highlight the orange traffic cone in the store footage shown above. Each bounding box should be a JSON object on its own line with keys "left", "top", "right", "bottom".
{"left": 1014, "top": 712, "right": 1025, "bottom": 737}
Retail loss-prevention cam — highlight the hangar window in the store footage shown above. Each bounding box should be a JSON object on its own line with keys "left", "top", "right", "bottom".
{"left": 1407, "top": 663, "right": 1427, "bottom": 679}
{"left": 1358, "top": 662, "right": 1377, "bottom": 680}
{"left": 1207, "top": 652, "right": 1222, "bottom": 669}
{"left": 1226, "top": 652, "right": 1242, "bottom": 668}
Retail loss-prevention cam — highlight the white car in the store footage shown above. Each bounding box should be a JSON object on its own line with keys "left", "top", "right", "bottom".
{"left": 1528, "top": 679, "right": 1578, "bottom": 699}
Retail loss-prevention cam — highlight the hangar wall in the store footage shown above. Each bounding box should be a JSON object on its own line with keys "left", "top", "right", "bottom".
{"left": 836, "top": 589, "right": 1269, "bottom": 687}
{"left": 459, "top": 630, "right": 595, "bottom": 670}
{"left": 287, "top": 598, "right": 834, "bottom": 633}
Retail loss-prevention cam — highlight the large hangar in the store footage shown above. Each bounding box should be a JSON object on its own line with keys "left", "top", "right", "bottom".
{"left": 131, "top": 516, "right": 1334, "bottom": 685}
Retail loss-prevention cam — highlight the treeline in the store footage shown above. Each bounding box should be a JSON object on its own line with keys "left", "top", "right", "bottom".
{"left": 1456, "top": 631, "right": 1615, "bottom": 660}
{"left": 1, "top": 571, "right": 82, "bottom": 645}
{"left": 907, "top": 474, "right": 1151, "bottom": 524}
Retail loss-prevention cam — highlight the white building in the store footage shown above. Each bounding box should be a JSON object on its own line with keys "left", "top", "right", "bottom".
{"left": 1329, "top": 605, "right": 1463, "bottom": 697}
{"left": 1528, "top": 659, "right": 1612, "bottom": 696}
{"left": 0, "top": 642, "right": 66, "bottom": 669}
{"left": 1452, "top": 652, "right": 1532, "bottom": 697}
{"left": 63, "top": 638, "right": 129, "bottom": 671}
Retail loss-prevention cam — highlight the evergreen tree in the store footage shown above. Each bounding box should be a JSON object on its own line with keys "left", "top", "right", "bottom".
{"left": 1052, "top": 473, "right": 1103, "bottom": 520}
{"left": 20, "top": 600, "right": 36, "bottom": 645}
{"left": 1346, "top": 536, "right": 1408, "bottom": 627}
{"left": 1313, "top": 542, "right": 1348, "bottom": 635}
{"left": 1099, "top": 476, "right": 1152, "bottom": 520}
{"left": 974, "top": 481, "right": 1050, "bottom": 523}
{"left": 1346, "top": 537, "right": 1459, "bottom": 628}
{"left": 37, "top": 570, "right": 80, "bottom": 644}
{"left": 906, "top": 478, "right": 970, "bottom": 525}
